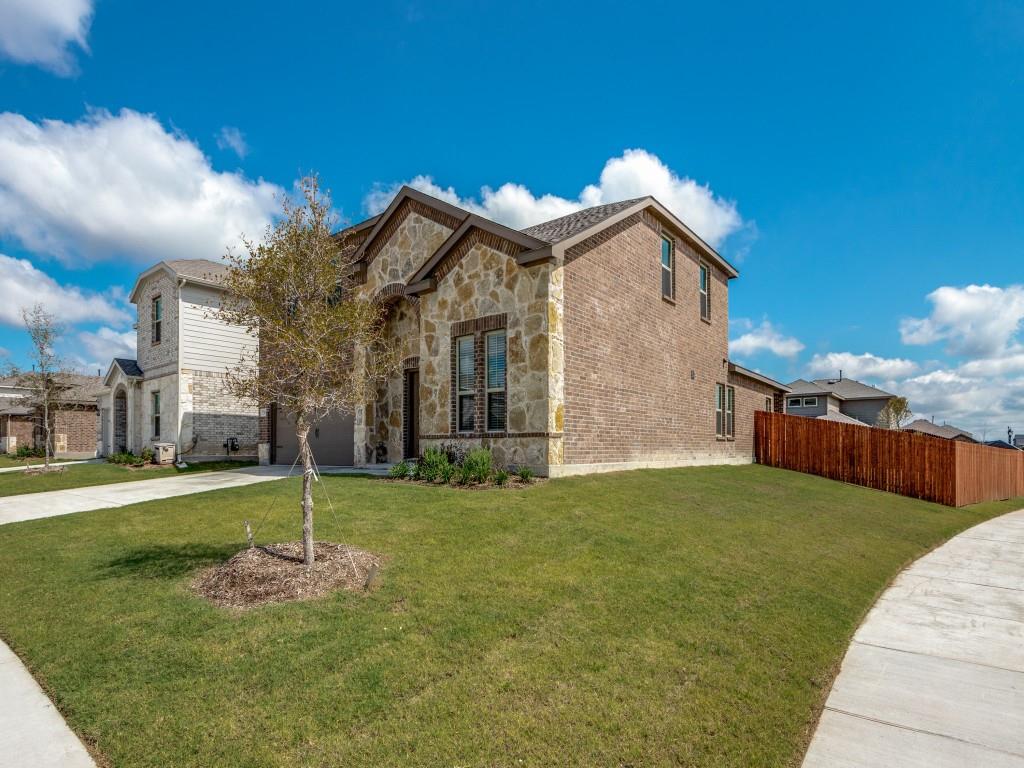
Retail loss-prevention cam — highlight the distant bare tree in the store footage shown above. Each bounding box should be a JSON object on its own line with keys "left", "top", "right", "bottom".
{"left": 219, "top": 175, "right": 398, "bottom": 567}
{"left": 876, "top": 396, "right": 913, "bottom": 430}
{"left": 13, "top": 304, "right": 76, "bottom": 468}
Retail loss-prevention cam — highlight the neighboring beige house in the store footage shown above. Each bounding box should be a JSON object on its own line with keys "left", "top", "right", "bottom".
{"left": 784, "top": 377, "right": 896, "bottom": 427}
{"left": 902, "top": 419, "right": 977, "bottom": 442}
{"left": 97, "top": 260, "right": 264, "bottom": 463}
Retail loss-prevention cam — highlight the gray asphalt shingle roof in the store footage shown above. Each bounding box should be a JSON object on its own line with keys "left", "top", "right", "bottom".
{"left": 114, "top": 358, "right": 143, "bottom": 377}
{"left": 166, "top": 258, "right": 230, "bottom": 284}
{"left": 786, "top": 377, "right": 894, "bottom": 400}
{"left": 903, "top": 419, "right": 975, "bottom": 441}
{"left": 520, "top": 198, "right": 646, "bottom": 243}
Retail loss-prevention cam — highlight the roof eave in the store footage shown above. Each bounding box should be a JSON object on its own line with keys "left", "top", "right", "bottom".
{"left": 728, "top": 362, "right": 791, "bottom": 392}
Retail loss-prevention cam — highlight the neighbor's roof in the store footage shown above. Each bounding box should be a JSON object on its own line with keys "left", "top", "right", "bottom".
{"left": 984, "top": 439, "right": 1021, "bottom": 450}
{"left": 727, "top": 362, "right": 790, "bottom": 392}
{"left": 0, "top": 373, "right": 105, "bottom": 404}
{"left": 521, "top": 199, "right": 646, "bottom": 243}
{"left": 129, "top": 258, "right": 229, "bottom": 303}
{"left": 816, "top": 411, "right": 869, "bottom": 427}
{"left": 786, "top": 377, "right": 894, "bottom": 401}
{"left": 903, "top": 419, "right": 976, "bottom": 441}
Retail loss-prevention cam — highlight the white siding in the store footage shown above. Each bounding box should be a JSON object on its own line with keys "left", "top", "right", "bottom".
{"left": 179, "top": 284, "right": 257, "bottom": 373}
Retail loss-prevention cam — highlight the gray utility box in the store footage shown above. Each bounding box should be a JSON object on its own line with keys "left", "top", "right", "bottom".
{"left": 153, "top": 443, "right": 176, "bottom": 465}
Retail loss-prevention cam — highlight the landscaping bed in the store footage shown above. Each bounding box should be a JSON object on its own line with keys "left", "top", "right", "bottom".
{"left": 0, "top": 465, "right": 1020, "bottom": 767}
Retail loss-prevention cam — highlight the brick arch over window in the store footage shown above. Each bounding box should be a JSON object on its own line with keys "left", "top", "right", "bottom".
{"left": 375, "top": 282, "right": 420, "bottom": 318}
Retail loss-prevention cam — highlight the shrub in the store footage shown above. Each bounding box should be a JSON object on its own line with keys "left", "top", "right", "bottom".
{"left": 493, "top": 468, "right": 510, "bottom": 487}
{"left": 439, "top": 462, "right": 458, "bottom": 485}
{"left": 389, "top": 460, "right": 411, "bottom": 479}
{"left": 462, "top": 448, "right": 493, "bottom": 484}
{"left": 415, "top": 447, "right": 450, "bottom": 482}
{"left": 107, "top": 451, "right": 145, "bottom": 467}
{"left": 140, "top": 448, "right": 155, "bottom": 465}
{"left": 515, "top": 465, "right": 534, "bottom": 483}
{"left": 455, "top": 464, "right": 474, "bottom": 486}
{"left": 438, "top": 441, "right": 468, "bottom": 467}
{"left": 15, "top": 445, "right": 45, "bottom": 459}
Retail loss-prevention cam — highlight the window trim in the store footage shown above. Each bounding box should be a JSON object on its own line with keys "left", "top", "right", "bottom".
{"left": 787, "top": 397, "right": 802, "bottom": 409}
{"left": 151, "top": 391, "right": 161, "bottom": 439}
{"left": 765, "top": 396, "right": 773, "bottom": 412}
{"left": 715, "top": 383, "right": 726, "bottom": 438}
{"left": 803, "top": 397, "right": 818, "bottom": 407}
{"left": 455, "top": 335, "right": 475, "bottom": 434}
{"left": 660, "top": 235, "right": 675, "bottom": 301}
{"left": 151, "top": 295, "right": 163, "bottom": 345}
{"left": 484, "top": 329, "right": 506, "bottom": 433}
{"left": 699, "top": 262, "right": 711, "bottom": 322}
{"left": 725, "top": 385, "right": 735, "bottom": 439}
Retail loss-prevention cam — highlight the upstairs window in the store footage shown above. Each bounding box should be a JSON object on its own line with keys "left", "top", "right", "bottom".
{"left": 151, "top": 296, "right": 163, "bottom": 344}
{"left": 456, "top": 335, "right": 475, "bottom": 433}
{"left": 152, "top": 391, "right": 161, "bottom": 438}
{"left": 661, "top": 236, "right": 674, "bottom": 300}
{"left": 485, "top": 330, "right": 506, "bottom": 432}
{"left": 699, "top": 264, "right": 710, "bottom": 321}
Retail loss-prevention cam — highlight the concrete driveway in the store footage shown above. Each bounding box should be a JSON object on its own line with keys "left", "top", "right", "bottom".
{"left": 803, "top": 508, "right": 1024, "bottom": 767}
{"left": 0, "top": 464, "right": 386, "bottom": 526}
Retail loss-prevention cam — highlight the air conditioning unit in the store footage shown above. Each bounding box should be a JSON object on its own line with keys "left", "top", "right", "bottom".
{"left": 153, "top": 442, "right": 176, "bottom": 464}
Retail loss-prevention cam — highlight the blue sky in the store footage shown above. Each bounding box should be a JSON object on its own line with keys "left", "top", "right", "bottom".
{"left": 1, "top": 1, "right": 1022, "bottom": 438}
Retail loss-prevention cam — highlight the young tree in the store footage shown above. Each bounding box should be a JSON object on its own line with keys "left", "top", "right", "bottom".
{"left": 876, "top": 396, "right": 913, "bottom": 430}
{"left": 14, "top": 305, "right": 74, "bottom": 468}
{"left": 220, "top": 175, "right": 397, "bottom": 567}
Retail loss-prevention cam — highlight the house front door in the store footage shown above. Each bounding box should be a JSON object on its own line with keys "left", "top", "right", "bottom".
{"left": 404, "top": 369, "right": 419, "bottom": 459}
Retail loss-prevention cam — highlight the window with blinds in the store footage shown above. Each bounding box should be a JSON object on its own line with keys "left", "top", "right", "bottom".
{"left": 661, "top": 236, "right": 674, "bottom": 299}
{"left": 456, "top": 335, "right": 475, "bottom": 432}
{"left": 699, "top": 263, "right": 710, "bottom": 321}
{"left": 485, "top": 330, "right": 506, "bottom": 431}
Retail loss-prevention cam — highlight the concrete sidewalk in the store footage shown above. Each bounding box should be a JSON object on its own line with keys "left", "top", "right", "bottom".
{"left": 0, "top": 641, "right": 94, "bottom": 767}
{"left": 0, "top": 459, "right": 98, "bottom": 475}
{"left": 803, "top": 508, "right": 1024, "bottom": 767}
{"left": 0, "top": 464, "right": 386, "bottom": 526}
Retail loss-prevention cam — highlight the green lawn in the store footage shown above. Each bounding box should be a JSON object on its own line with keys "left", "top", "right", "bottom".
{"left": 0, "top": 460, "right": 257, "bottom": 497}
{"left": 0, "top": 466, "right": 1020, "bottom": 768}
{"left": 0, "top": 454, "right": 87, "bottom": 469}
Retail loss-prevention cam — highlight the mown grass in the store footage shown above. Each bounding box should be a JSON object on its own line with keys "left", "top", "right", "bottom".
{"left": 0, "top": 465, "right": 1019, "bottom": 767}
{"left": 0, "top": 454, "right": 84, "bottom": 469}
{"left": 0, "top": 460, "right": 257, "bottom": 497}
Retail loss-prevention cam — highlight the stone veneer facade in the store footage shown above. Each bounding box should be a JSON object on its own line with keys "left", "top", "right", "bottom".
{"left": 353, "top": 194, "right": 782, "bottom": 476}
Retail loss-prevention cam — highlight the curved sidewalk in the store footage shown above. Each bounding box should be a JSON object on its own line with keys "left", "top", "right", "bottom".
{"left": 803, "top": 508, "right": 1024, "bottom": 767}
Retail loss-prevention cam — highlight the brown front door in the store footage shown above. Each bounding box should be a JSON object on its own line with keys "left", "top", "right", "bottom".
{"left": 404, "top": 369, "right": 419, "bottom": 459}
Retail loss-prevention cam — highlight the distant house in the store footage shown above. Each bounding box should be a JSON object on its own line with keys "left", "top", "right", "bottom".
{"left": 0, "top": 374, "right": 106, "bottom": 458}
{"left": 985, "top": 439, "right": 1022, "bottom": 451}
{"left": 784, "top": 377, "right": 896, "bottom": 427}
{"left": 903, "top": 419, "right": 977, "bottom": 443}
{"left": 1014, "top": 434, "right": 1024, "bottom": 449}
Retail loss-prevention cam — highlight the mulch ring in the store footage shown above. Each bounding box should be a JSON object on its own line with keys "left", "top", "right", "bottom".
{"left": 192, "top": 541, "right": 382, "bottom": 609}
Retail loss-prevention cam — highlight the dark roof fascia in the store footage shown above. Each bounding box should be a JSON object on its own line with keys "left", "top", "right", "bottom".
{"left": 406, "top": 214, "right": 549, "bottom": 292}
{"left": 351, "top": 186, "right": 471, "bottom": 265}
{"left": 728, "top": 362, "right": 791, "bottom": 392}
{"left": 787, "top": 389, "right": 845, "bottom": 401}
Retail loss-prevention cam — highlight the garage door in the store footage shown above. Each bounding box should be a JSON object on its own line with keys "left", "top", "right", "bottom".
{"left": 274, "top": 407, "right": 355, "bottom": 467}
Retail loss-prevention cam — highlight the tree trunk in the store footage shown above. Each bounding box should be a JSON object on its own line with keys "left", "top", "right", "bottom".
{"left": 43, "top": 399, "right": 50, "bottom": 469}
{"left": 296, "top": 417, "right": 315, "bottom": 567}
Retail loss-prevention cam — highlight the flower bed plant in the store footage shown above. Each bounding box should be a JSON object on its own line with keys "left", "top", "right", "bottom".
{"left": 388, "top": 446, "right": 535, "bottom": 488}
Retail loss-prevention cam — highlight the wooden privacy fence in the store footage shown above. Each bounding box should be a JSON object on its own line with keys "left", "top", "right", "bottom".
{"left": 754, "top": 411, "right": 1024, "bottom": 507}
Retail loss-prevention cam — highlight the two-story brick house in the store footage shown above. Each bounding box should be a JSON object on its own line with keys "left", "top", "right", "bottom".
{"left": 335, "top": 186, "right": 788, "bottom": 476}
{"left": 97, "top": 259, "right": 264, "bottom": 462}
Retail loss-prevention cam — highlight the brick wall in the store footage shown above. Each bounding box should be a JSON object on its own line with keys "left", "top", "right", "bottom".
{"left": 136, "top": 271, "right": 178, "bottom": 376}
{"left": 1, "top": 415, "right": 35, "bottom": 451}
{"left": 190, "top": 369, "right": 260, "bottom": 457}
{"left": 562, "top": 211, "right": 743, "bottom": 466}
{"left": 52, "top": 407, "right": 98, "bottom": 454}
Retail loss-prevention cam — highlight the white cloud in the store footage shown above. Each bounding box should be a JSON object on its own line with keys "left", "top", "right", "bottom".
{"left": 0, "top": 0, "right": 92, "bottom": 75}
{"left": 900, "top": 284, "right": 1024, "bottom": 358}
{"left": 0, "top": 254, "right": 129, "bottom": 327}
{"left": 0, "top": 108, "right": 282, "bottom": 265}
{"left": 807, "top": 351, "right": 919, "bottom": 381}
{"left": 78, "top": 325, "right": 135, "bottom": 362}
{"left": 366, "top": 148, "right": 744, "bottom": 248}
{"left": 216, "top": 126, "right": 248, "bottom": 158}
{"left": 730, "top": 320, "right": 804, "bottom": 359}
{"left": 894, "top": 368, "right": 1024, "bottom": 439}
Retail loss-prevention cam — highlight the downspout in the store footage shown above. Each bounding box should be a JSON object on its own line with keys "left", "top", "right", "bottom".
{"left": 176, "top": 276, "right": 186, "bottom": 462}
